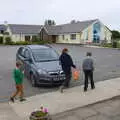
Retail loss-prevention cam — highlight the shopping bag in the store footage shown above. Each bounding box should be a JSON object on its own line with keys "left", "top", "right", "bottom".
{"left": 72, "top": 69, "right": 80, "bottom": 81}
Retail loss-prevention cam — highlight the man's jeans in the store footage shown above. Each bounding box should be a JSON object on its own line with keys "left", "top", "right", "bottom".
{"left": 84, "top": 70, "right": 95, "bottom": 90}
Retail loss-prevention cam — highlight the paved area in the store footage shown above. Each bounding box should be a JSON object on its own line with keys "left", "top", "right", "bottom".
{"left": 1, "top": 97, "right": 120, "bottom": 120}
{"left": 9, "top": 77, "right": 120, "bottom": 119}
{"left": 1, "top": 45, "right": 120, "bottom": 101}
{"left": 1, "top": 96, "right": 120, "bottom": 120}
{"left": 52, "top": 96, "right": 120, "bottom": 120}
{"left": 0, "top": 103, "right": 23, "bottom": 120}
{"left": 1, "top": 45, "right": 120, "bottom": 120}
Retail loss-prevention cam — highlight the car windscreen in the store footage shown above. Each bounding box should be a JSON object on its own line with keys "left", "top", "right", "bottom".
{"left": 32, "top": 48, "right": 59, "bottom": 62}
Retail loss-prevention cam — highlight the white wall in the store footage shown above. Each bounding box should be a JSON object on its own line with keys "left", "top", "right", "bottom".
{"left": 11, "top": 34, "right": 39, "bottom": 42}
{"left": 12, "top": 34, "right": 25, "bottom": 42}
{"left": 5, "top": 26, "right": 25, "bottom": 42}
{"left": 103, "top": 26, "right": 112, "bottom": 43}
{"left": 100, "top": 24, "right": 112, "bottom": 43}
{"left": 56, "top": 33, "right": 82, "bottom": 44}
{"left": 81, "top": 21, "right": 112, "bottom": 44}
{"left": 81, "top": 25, "right": 93, "bottom": 44}
{"left": 57, "top": 33, "right": 85, "bottom": 44}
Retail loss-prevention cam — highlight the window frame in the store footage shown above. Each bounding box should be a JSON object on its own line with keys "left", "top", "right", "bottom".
{"left": 18, "top": 47, "right": 25, "bottom": 57}
{"left": 70, "top": 34, "right": 76, "bottom": 40}
{"left": 24, "top": 49, "right": 31, "bottom": 59}
{"left": 62, "top": 35, "right": 64, "bottom": 40}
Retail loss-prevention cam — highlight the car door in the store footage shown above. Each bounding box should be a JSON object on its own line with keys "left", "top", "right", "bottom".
{"left": 24, "top": 49, "right": 32, "bottom": 78}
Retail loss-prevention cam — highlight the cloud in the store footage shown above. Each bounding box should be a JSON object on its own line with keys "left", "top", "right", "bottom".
{"left": 0, "top": 0, "right": 119, "bottom": 30}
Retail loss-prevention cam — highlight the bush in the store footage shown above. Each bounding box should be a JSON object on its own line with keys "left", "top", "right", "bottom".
{"left": 5, "top": 37, "right": 12, "bottom": 44}
{"left": 14, "top": 41, "right": 31, "bottom": 45}
{"left": 101, "top": 43, "right": 112, "bottom": 48}
{"left": 31, "top": 36, "right": 52, "bottom": 44}
{"left": 32, "top": 40, "right": 52, "bottom": 45}
{"left": 4, "top": 41, "right": 30, "bottom": 45}
{"left": 31, "top": 36, "right": 38, "bottom": 42}
{"left": 112, "top": 41, "right": 117, "bottom": 48}
{"left": 3, "top": 39, "right": 52, "bottom": 45}
{"left": 0, "top": 36, "right": 3, "bottom": 44}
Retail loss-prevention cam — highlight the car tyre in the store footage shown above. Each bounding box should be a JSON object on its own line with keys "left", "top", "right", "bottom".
{"left": 30, "top": 74, "right": 37, "bottom": 87}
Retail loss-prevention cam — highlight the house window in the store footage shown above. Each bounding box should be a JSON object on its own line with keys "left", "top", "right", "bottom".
{"left": 62, "top": 35, "right": 64, "bottom": 40}
{"left": 70, "top": 34, "right": 76, "bottom": 40}
{"left": 25, "top": 36, "right": 31, "bottom": 42}
{"left": 0, "top": 30, "right": 4, "bottom": 34}
{"left": 24, "top": 49, "right": 30, "bottom": 58}
{"left": 93, "top": 22, "right": 101, "bottom": 43}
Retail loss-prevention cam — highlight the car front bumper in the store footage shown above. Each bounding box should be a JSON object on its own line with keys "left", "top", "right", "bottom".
{"left": 36, "top": 74, "right": 66, "bottom": 86}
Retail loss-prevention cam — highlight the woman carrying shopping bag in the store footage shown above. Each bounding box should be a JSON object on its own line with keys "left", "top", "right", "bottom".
{"left": 59, "top": 48, "right": 76, "bottom": 93}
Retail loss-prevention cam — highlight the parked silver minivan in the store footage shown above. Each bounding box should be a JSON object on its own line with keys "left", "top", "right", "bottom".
{"left": 16, "top": 45, "right": 65, "bottom": 87}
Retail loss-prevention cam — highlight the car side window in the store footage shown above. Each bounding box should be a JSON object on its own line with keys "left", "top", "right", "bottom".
{"left": 17, "top": 47, "right": 23, "bottom": 54}
{"left": 18, "top": 47, "right": 25, "bottom": 57}
{"left": 24, "top": 49, "right": 30, "bottom": 58}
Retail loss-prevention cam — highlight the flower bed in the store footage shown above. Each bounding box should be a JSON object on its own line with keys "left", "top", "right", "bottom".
{"left": 29, "top": 107, "right": 52, "bottom": 120}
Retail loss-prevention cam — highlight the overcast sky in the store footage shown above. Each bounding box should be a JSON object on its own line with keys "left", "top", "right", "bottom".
{"left": 0, "top": 0, "right": 119, "bottom": 30}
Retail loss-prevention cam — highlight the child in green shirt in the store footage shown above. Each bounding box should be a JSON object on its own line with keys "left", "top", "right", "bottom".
{"left": 10, "top": 61, "right": 26, "bottom": 102}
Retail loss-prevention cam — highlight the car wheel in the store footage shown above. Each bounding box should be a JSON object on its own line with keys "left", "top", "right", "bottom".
{"left": 30, "top": 74, "right": 37, "bottom": 87}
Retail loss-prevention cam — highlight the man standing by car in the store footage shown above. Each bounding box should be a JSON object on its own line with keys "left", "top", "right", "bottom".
{"left": 59, "top": 48, "right": 76, "bottom": 93}
{"left": 82, "top": 52, "right": 95, "bottom": 92}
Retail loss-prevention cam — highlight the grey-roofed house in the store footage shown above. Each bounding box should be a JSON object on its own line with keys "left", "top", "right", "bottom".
{"left": 9, "top": 24, "right": 42, "bottom": 35}
{"left": 7, "top": 24, "right": 43, "bottom": 42}
{"left": 43, "top": 19, "right": 112, "bottom": 44}
{"left": 0, "top": 19, "right": 112, "bottom": 44}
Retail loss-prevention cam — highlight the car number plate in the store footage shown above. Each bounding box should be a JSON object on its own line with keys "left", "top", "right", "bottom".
{"left": 53, "top": 77, "right": 59, "bottom": 81}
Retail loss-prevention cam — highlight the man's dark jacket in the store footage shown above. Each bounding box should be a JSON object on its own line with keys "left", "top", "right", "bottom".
{"left": 59, "top": 53, "right": 76, "bottom": 74}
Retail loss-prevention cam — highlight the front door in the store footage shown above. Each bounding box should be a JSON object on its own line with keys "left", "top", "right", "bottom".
{"left": 52, "top": 35, "right": 56, "bottom": 43}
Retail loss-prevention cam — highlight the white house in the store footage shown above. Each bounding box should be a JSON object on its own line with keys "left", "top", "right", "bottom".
{"left": 45, "top": 19, "right": 112, "bottom": 44}
{"left": 0, "top": 24, "right": 43, "bottom": 42}
{"left": 0, "top": 19, "right": 112, "bottom": 44}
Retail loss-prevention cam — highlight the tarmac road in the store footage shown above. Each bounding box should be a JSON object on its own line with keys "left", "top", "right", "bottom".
{"left": 0, "top": 44, "right": 120, "bottom": 102}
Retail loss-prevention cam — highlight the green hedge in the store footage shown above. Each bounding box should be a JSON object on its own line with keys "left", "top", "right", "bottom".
{"left": 117, "top": 43, "right": 120, "bottom": 48}
{"left": 5, "top": 37, "right": 12, "bottom": 44}
{"left": 101, "top": 43, "right": 112, "bottom": 48}
{"left": 3, "top": 40, "right": 52, "bottom": 45}
{"left": 101, "top": 42, "right": 120, "bottom": 48}
{"left": 32, "top": 40, "right": 52, "bottom": 45}
{"left": 12, "top": 41, "right": 31, "bottom": 45}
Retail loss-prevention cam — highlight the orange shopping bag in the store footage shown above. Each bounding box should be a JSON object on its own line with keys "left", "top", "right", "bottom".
{"left": 72, "top": 69, "right": 80, "bottom": 81}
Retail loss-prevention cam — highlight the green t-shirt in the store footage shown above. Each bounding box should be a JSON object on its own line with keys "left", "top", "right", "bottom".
{"left": 13, "top": 68, "right": 24, "bottom": 85}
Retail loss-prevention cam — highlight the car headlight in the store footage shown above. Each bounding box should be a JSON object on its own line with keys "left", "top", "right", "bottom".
{"left": 60, "top": 70, "right": 64, "bottom": 74}
{"left": 38, "top": 69, "right": 48, "bottom": 74}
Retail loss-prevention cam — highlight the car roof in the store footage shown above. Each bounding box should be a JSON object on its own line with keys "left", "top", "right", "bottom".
{"left": 26, "top": 45, "right": 51, "bottom": 49}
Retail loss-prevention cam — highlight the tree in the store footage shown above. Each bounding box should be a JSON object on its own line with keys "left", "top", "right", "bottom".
{"left": 111, "top": 30, "right": 120, "bottom": 39}
{"left": 44, "top": 20, "right": 56, "bottom": 26}
{"left": 5, "top": 36, "right": 12, "bottom": 44}
{"left": 111, "top": 30, "right": 120, "bottom": 48}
